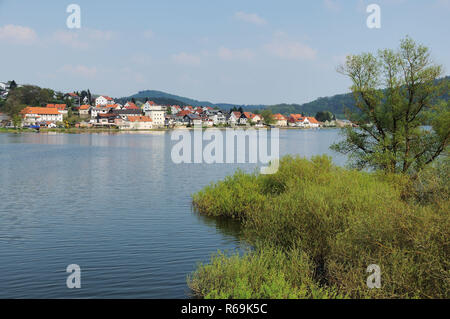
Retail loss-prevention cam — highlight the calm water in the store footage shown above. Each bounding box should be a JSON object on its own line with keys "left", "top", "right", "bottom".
{"left": 0, "top": 129, "right": 345, "bottom": 298}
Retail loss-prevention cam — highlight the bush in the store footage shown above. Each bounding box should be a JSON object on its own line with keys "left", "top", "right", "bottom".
{"left": 190, "top": 155, "right": 449, "bottom": 298}
{"left": 188, "top": 246, "right": 345, "bottom": 299}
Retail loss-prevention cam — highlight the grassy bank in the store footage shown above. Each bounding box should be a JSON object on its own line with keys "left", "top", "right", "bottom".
{"left": 190, "top": 155, "right": 449, "bottom": 299}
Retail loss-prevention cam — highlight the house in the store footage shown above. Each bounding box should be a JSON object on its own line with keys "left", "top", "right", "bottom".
{"left": 183, "top": 113, "right": 202, "bottom": 126}
{"left": 20, "top": 107, "right": 63, "bottom": 126}
{"left": 144, "top": 107, "right": 165, "bottom": 128}
{"left": 142, "top": 101, "right": 162, "bottom": 112}
{"left": 65, "top": 92, "right": 79, "bottom": 100}
{"left": 170, "top": 105, "right": 182, "bottom": 114}
{"left": 228, "top": 111, "right": 241, "bottom": 125}
{"left": 206, "top": 109, "right": 227, "bottom": 125}
{"left": 240, "top": 112, "right": 262, "bottom": 125}
{"left": 173, "top": 110, "right": 192, "bottom": 126}
{"left": 124, "top": 101, "right": 139, "bottom": 110}
{"left": 273, "top": 113, "right": 288, "bottom": 127}
{"left": 92, "top": 113, "right": 122, "bottom": 127}
{"left": 288, "top": 114, "right": 320, "bottom": 128}
{"left": 112, "top": 109, "right": 142, "bottom": 120}
{"left": 90, "top": 106, "right": 112, "bottom": 118}
{"left": 288, "top": 114, "right": 305, "bottom": 127}
{"left": 79, "top": 105, "right": 91, "bottom": 118}
{"left": 107, "top": 103, "right": 121, "bottom": 110}
{"left": 125, "top": 116, "right": 153, "bottom": 130}
{"left": 306, "top": 117, "right": 320, "bottom": 128}
{"left": 46, "top": 104, "right": 68, "bottom": 116}
{"left": 251, "top": 113, "right": 263, "bottom": 126}
{"left": 194, "top": 107, "right": 204, "bottom": 115}
{"left": 95, "top": 95, "right": 115, "bottom": 106}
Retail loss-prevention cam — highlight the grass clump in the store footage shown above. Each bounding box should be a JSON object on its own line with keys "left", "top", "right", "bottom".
{"left": 189, "top": 155, "right": 449, "bottom": 299}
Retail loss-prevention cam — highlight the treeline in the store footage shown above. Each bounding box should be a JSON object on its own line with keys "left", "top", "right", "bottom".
{"left": 266, "top": 93, "right": 356, "bottom": 118}
{"left": 266, "top": 76, "right": 449, "bottom": 119}
{"left": 0, "top": 85, "right": 94, "bottom": 117}
{"left": 115, "top": 97, "right": 188, "bottom": 107}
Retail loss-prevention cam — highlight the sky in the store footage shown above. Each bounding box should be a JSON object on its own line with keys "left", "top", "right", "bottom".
{"left": 0, "top": 0, "right": 449, "bottom": 105}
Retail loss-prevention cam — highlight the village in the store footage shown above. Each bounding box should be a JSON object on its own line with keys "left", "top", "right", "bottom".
{"left": 0, "top": 80, "right": 347, "bottom": 130}
{"left": 0, "top": 94, "right": 332, "bottom": 131}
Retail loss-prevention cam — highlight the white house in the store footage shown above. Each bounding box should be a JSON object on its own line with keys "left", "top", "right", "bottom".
{"left": 79, "top": 105, "right": 91, "bottom": 118}
{"left": 143, "top": 103, "right": 166, "bottom": 127}
{"left": 46, "top": 104, "right": 68, "bottom": 116}
{"left": 20, "top": 107, "right": 63, "bottom": 125}
{"left": 272, "top": 114, "right": 288, "bottom": 127}
{"left": 228, "top": 111, "right": 241, "bottom": 125}
{"left": 91, "top": 106, "right": 112, "bottom": 118}
{"left": 124, "top": 116, "right": 153, "bottom": 130}
{"left": 142, "top": 101, "right": 164, "bottom": 112}
{"left": 95, "top": 95, "right": 115, "bottom": 106}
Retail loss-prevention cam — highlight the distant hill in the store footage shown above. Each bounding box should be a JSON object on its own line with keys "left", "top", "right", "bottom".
{"left": 267, "top": 75, "right": 449, "bottom": 118}
{"left": 118, "top": 90, "right": 217, "bottom": 107}
{"left": 267, "top": 92, "right": 357, "bottom": 118}
{"left": 117, "top": 75, "right": 449, "bottom": 118}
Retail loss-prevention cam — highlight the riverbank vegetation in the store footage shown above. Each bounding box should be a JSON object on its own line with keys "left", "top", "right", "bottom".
{"left": 189, "top": 155, "right": 449, "bottom": 298}
{"left": 189, "top": 37, "right": 449, "bottom": 299}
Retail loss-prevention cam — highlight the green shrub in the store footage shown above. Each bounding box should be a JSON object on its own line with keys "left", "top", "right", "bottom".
{"left": 188, "top": 246, "right": 345, "bottom": 299}
{"left": 190, "top": 155, "right": 449, "bottom": 298}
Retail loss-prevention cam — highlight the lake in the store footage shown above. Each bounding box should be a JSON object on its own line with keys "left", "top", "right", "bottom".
{"left": 0, "top": 129, "right": 345, "bottom": 298}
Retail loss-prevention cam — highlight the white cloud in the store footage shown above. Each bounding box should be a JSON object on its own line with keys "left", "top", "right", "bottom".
{"left": 171, "top": 52, "right": 201, "bottom": 66}
{"left": 0, "top": 24, "right": 37, "bottom": 44}
{"left": 52, "top": 30, "right": 88, "bottom": 49}
{"left": 88, "top": 29, "right": 114, "bottom": 41}
{"left": 218, "top": 47, "right": 255, "bottom": 61}
{"left": 58, "top": 65, "right": 97, "bottom": 77}
{"left": 234, "top": 11, "right": 266, "bottom": 25}
{"left": 265, "top": 38, "right": 317, "bottom": 60}
{"left": 52, "top": 28, "right": 114, "bottom": 49}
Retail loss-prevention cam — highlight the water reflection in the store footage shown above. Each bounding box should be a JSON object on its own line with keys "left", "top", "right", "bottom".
{"left": 0, "top": 129, "right": 344, "bottom": 298}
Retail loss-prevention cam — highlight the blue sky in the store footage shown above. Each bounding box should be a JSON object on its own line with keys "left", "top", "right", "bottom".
{"left": 0, "top": 0, "right": 449, "bottom": 104}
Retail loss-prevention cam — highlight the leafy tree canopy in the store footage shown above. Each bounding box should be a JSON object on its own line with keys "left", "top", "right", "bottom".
{"left": 331, "top": 36, "right": 449, "bottom": 174}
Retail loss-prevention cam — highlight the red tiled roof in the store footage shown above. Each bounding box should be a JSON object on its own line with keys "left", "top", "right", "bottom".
{"left": 128, "top": 116, "right": 152, "bottom": 122}
{"left": 289, "top": 114, "right": 304, "bottom": 122}
{"left": 177, "top": 110, "right": 192, "bottom": 117}
{"left": 79, "top": 105, "right": 90, "bottom": 110}
{"left": 21, "top": 107, "right": 60, "bottom": 115}
{"left": 307, "top": 117, "right": 319, "bottom": 124}
{"left": 273, "top": 113, "right": 287, "bottom": 120}
{"left": 125, "top": 102, "right": 139, "bottom": 109}
{"left": 242, "top": 112, "right": 254, "bottom": 119}
{"left": 46, "top": 104, "right": 67, "bottom": 110}
{"left": 98, "top": 95, "right": 113, "bottom": 101}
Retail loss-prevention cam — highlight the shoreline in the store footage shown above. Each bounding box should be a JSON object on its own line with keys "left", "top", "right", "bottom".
{"left": 0, "top": 126, "right": 338, "bottom": 134}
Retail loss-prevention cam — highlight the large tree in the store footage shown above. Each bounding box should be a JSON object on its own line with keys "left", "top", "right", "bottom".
{"left": 261, "top": 109, "right": 274, "bottom": 125}
{"left": 4, "top": 85, "right": 55, "bottom": 115}
{"left": 331, "top": 37, "right": 449, "bottom": 174}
